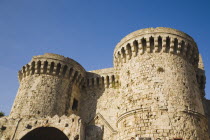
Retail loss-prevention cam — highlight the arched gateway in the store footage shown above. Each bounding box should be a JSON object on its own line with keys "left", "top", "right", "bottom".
{"left": 20, "top": 127, "right": 69, "bottom": 140}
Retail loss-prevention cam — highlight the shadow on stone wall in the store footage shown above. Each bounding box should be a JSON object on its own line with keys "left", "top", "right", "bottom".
{"left": 85, "top": 125, "right": 103, "bottom": 140}
{"left": 80, "top": 72, "right": 106, "bottom": 140}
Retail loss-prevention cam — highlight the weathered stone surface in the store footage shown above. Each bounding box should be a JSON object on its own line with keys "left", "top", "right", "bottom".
{"left": 0, "top": 27, "right": 209, "bottom": 140}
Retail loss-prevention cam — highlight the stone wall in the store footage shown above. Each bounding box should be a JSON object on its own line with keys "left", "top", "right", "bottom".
{"left": 10, "top": 75, "right": 72, "bottom": 117}
{"left": 80, "top": 27, "right": 209, "bottom": 139}
{"left": 0, "top": 114, "right": 83, "bottom": 140}
{"left": 10, "top": 53, "right": 86, "bottom": 118}
{"left": 116, "top": 53, "right": 207, "bottom": 139}
{"left": 80, "top": 68, "right": 119, "bottom": 140}
{"left": 1, "top": 27, "right": 210, "bottom": 140}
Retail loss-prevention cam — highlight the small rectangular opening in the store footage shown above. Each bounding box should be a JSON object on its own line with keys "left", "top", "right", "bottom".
{"left": 72, "top": 98, "right": 78, "bottom": 111}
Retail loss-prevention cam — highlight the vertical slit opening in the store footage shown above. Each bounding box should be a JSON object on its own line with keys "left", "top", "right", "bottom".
{"left": 142, "top": 38, "right": 146, "bottom": 53}
{"left": 62, "top": 65, "right": 68, "bottom": 76}
{"left": 31, "top": 61, "right": 35, "bottom": 75}
{"left": 22, "top": 66, "right": 26, "bottom": 76}
{"left": 106, "top": 76, "right": 109, "bottom": 87}
{"left": 126, "top": 43, "right": 132, "bottom": 59}
{"left": 158, "top": 36, "right": 162, "bottom": 52}
{"left": 111, "top": 75, "right": 115, "bottom": 87}
{"left": 121, "top": 47, "right": 126, "bottom": 62}
{"left": 174, "top": 38, "right": 178, "bottom": 54}
{"left": 43, "top": 61, "right": 48, "bottom": 74}
{"left": 166, "top": 37, "right": 170, "bottom": 52}
{"left": 150, "top": 36, "right": 154, "bottom": 52}
{"left": 72, "top": 71, "right": 78, "bottom": 82}
{"left": 37, "top": 61, "right": 41, "bottom": 74}
{"left": 26, "top": 64, "right": 30, "bottom": 76}
{"left": 102, "top": 77, "right": 105, "bottom": 87}
{"left": 68, "top": 68, "right": 73, "bottom": 79}
{"left": 180, "top": 41, "right": 185, "bottom": 54}
{"left": 56, "top": 63, "right": 61, "bottom": 75}
{"left": 50, "top": 62, "right": 55, "bottom": 74}
{"left": 72, "top": 98, "right": 78, "bottom": 111}
{"left": 133, "top": 40, "right": 138, "bottom": 56}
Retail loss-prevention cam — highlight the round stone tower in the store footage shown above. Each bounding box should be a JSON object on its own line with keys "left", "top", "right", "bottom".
{"left": 114, "top": 28, "right": 208, "bottom": 139}
{"left": 10, "top": 53, "right": 86, "bottom": 118}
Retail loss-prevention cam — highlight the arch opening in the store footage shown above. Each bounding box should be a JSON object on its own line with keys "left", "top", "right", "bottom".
{"left": 20, "top": 127, "right": 69, "bottom": 140}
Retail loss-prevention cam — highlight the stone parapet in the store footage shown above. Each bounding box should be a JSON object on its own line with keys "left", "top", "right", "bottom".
{"left": 10, "top": 53, "right": 86, "bottom": 118}
{"left": 85, "top": 68, "right": 119, "bottom": 89}
{"left": 113, "top": 27, "right": 199, "bottom": 68}
{"left": 1, "top": 27, "right": 209, "bottom": 140}
{"left": 18, "top": 53, "right": 86, "bottom": 87}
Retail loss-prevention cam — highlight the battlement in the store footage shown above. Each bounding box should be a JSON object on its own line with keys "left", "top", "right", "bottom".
{"left": 3, "top": 27, "right": 210, "bottom": 140}
{"left": 85, "top": 68, "right": 119, "bottom": 88}
{"left": 114, "top": 27, "right": 199, "bottom": 68}
{"left": 18, "top": 53, "right": 86, "bottom": 87}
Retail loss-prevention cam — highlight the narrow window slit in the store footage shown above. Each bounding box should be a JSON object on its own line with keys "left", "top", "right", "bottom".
{"left": 166, "top": 37, "right": 170, "bottom": 53}
{"left": 37, "top": 61, "right": 41, "bottom": 74}
{"left": 72, "top": 98, "right": 78, "bottom": 111}
{"left": 31, "top": 61, "right": 35, "bottom": 75}
{"left": 56, "top": 63, "right": 61, "bottom": 75}
{"left": 126, "top": 43, "right": 132, "bottom": 59}
{"left": 111, "top": 75, "right": 115, "bottom": 87}
{"left": 72, "top": 71, "right": 78, "bottom": 82}
{"left": 62, "top": 65, "right": 68, "bottom": 77}
{"left": 121, "top": 47, "right": 126, "bottom": 63}
{"left": 158, "top": 36, "right": 162, "bottom": 52}
{"left": 102, "top": 77, "right": 105, "bottom": 87}
{"left": 43, "top": 61, "right": 48, "bottom": 74}
{"left": 50, "top": 62, "right": 55, "bottom": 74}
{"left": 174, "top": 38, "right": 178, "bottom": 54}
{"left": 68, "top": 68, "right": 73, "bottom": 79}
{"left": 141, "top": 38, "right": 146, "bottom": 53}
{"left": 106, "top": 76, "right": 109, "bottom": 88}
{"left": 150, "top": 36, "right": 154, "bottom": 52}
{"left": 133, "top": 40, "right": 139, "bottom": 56}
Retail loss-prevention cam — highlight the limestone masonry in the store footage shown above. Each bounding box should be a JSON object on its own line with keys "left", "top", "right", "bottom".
{"left": 0, "top": 27, "right": 210, "bottom": 140}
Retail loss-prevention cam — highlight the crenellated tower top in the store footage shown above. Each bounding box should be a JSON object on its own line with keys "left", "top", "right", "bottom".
{"left": 18, "top": 53, "right": 86, "bottom": 86}
{"left": 113, "top": 27, "right": 199, "bottom": 68}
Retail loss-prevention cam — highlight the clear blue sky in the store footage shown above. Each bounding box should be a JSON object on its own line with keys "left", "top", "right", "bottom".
{"left": 0, "top": 0, "right": 210, "bottom": 115}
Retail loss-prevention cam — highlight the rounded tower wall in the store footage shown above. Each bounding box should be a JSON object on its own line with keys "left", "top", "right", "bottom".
{"left": 113, "top": 28, "right": 208, "bottom": 139}
{"left": 10, "top": 53, "right": 86, "bottom": 118}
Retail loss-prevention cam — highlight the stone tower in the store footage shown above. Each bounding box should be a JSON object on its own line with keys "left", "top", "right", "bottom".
{"left": 10, "top": 53, "right": 86, "bottom": 118}
{"left": 113, "top": 28, "right": 208, "bottom": 139}
{"left": 0, "top": 27, "right": 210, "bottom": 140}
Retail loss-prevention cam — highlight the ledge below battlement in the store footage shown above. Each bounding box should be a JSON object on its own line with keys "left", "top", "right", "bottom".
{"left": 88, "top": 67, "right": 114, "bottom": 77}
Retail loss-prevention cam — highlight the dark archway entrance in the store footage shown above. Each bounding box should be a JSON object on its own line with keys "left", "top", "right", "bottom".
{"left": 20, "top": 127, "right": 69, "bottom": 140}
